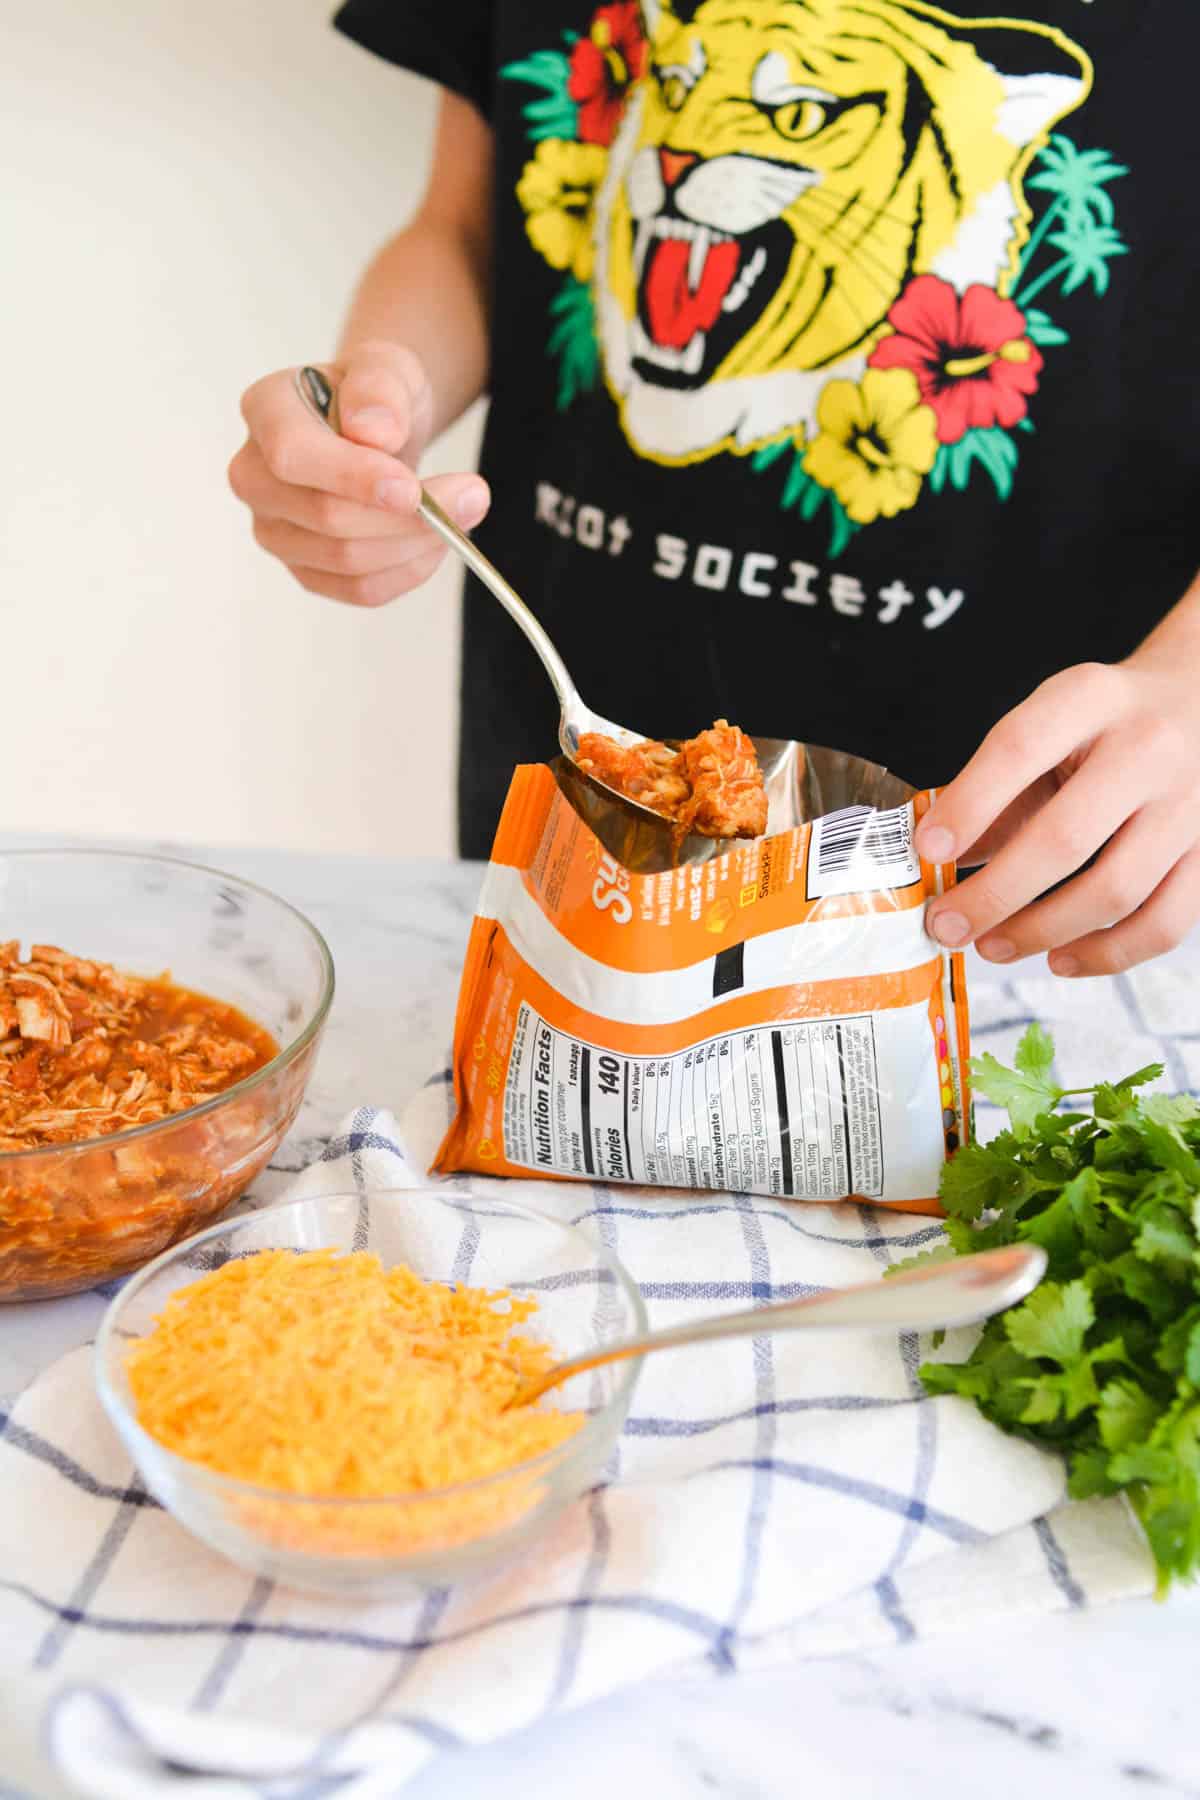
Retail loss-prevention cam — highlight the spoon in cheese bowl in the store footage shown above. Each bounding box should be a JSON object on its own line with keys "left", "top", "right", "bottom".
{"left": 504, "top": 1244, "right": 1047, "bottom": 1410}
{"left": 294, "top": 366, "right": 787, "bottom": 862}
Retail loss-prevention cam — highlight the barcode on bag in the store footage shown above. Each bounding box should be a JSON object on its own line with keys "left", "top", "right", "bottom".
{"left": 807, "top": 803, "right": 922, "bottom": 898}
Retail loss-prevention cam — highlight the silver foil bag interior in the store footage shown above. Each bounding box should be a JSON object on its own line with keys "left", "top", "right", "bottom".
{"left": 553, "top": 740, "right": 917, "bottom": 874}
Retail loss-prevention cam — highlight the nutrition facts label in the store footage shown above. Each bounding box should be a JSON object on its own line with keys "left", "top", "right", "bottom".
{"left": 503, "top": 1004, "right": 885, "bottom": 1200}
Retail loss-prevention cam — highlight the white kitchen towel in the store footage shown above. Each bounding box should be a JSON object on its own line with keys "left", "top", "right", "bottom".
{"left": 3, "top": 958, "right": 1174, "bottom": 1798}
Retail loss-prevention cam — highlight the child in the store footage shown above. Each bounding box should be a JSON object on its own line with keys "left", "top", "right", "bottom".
{"left": 229, "top": 0, "right": 1200, "bottom": 977}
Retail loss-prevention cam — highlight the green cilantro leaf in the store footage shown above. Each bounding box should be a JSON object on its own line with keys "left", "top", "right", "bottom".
{"left": 1143, "top": 1094, "right": 1200, "bottom": 1128}
{"left": 1134, "top": 1204, "right": 1197, "bottom": 1281}
{"left": 1068, "top": 1444, "right": 1121, "bottom": 1499}
{"left": 970, "top": 1044, "right": 1062, "bottom": 1138}
{"left": 1139, "top": 1120, "right": 1200, "bottom": 1185}
{"left": 1094, "top": 1065, "right": 1164, "bottom": 1125}
{"left": 944, "top": 1214, "right": 987, "bottom": 1254}
{"left": 1108, "top": 1444, "right": 1179, "bottom": 1485}
{"left": 1155, "top": 1306, "right": 1200, "bottom": 1377}
{"left": 1141, "top": 1494, "right": 1200, "bottom": 1597}
{"left": 1108, "top": 1251, "right": 1184, "bottom": 1324}
{"left": 920, "top": 1024, "right": 1200, "bottom": 1591}
{"left": 1113, "top": 1063, "right": 1166, "bottom": 1096}
{"left": 1005, "top": 1280, "right": 1094, "bottom": 1364}
{"left": 1094, "top": 1082, "right": 1136, "bottom": 1122}
{"left": 922, "top": 1338, "right": 1048, "bottom": 1430}
{"left": 1097, "top": 1378, "right": 1162, "bottom": 1452}
{"left": 1061, "top": 1354, "right": 1102, "bottom": 1420}
{"left": 884, "top": 1243, "right": 959, "bottom": 1279}
{"left": 1018, "top": 1192, "right": 1084, "bottom": 1274}
{"left": 1018, "top": 1377, "right": 1063, "bottom": 1425}
{"left": 1019, "top": 1168, "right": 1111, "bottom": 1276}
{"left": 1015, "top": 1021, "right": 1057, "bottom": 1085}
{"left": 939, "top": 1141, "right": 1031, "bottom": 1220}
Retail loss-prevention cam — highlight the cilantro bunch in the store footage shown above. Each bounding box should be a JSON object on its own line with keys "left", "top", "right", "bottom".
{"left": 910, "top": 1024, "right": 1200, "bottom": 1593}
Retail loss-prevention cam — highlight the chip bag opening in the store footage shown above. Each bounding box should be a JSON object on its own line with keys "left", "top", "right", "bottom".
{"left": 434, "top": 746, "right": 970, "bottom": 1214}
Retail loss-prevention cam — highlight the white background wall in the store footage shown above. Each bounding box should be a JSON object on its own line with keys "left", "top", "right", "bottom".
{"left": 5, "top": 0, "right": 473, "bottom": 858}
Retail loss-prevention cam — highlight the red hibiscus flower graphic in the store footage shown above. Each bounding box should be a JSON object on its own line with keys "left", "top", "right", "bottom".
{"left": 869, "top": 275, "right": 1043, "bottom": 445}
{"left": 568, "top": 2, "right": 647, "bottom": 147}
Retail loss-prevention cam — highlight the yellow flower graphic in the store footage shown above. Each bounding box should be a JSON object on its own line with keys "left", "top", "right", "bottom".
{"left": 516, "top": 140, "right": 608, "bottom": 284}
{"left": 803, "top": 368, "right": 938, "bottom": 526}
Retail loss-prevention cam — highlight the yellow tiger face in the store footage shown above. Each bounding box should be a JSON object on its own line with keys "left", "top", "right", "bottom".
{"left": 591, "top": 0, "right": 1089, "bottom": 463}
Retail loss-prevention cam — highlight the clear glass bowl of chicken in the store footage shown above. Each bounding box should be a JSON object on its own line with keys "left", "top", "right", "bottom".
{"left": 0, "top": 851, "right": 333, "bottom": 1301}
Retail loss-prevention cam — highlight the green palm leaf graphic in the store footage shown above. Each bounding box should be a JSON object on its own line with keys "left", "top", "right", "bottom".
{"left": 766, "top": 450, "right": 861, "bottom": 560}
{"left": 1016, "top": 133, "right": 1129, "bottom": 302}
{"left": 501, "top": 47, "right": 578, "bottom": 141}
{"left": 826, "top": 497, "right": 858, "bottom": 560}
{"left": 1022, "top": 306, "right": 1069, "bottom": 348}
{"left": 547, "top": 276, "right": 599, "bottom": 411}
{"left": 1049, "top": 219, "right": 1128, "bottom": 297}
{"left": 750, "top": 436, "right": 791, "bottom": 473}
{"left": 930, "top": 428, "right": 1020, "bottom": 503}
{"left": 780, "top": 453, "right": 809, "bottom": 511}
{"left": 928, "top": 445, "right": 949, "bottom": 495}
{"left": 798, "top": 474, "right": 825, "bottom": 521}
{"left": 1019, "top": 216, "right": 1128, "bottom": 306}
{"left": 1026, "top": 135, "right": 1128, "bottom": 228}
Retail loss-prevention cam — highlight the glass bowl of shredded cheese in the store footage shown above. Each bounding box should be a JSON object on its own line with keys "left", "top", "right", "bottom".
{"left": 95, "top": 1187, "right": 646, "bottom": 1597}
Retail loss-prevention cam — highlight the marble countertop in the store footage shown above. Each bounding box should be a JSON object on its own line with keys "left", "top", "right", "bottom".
{"left": 2, "top": 837, "right": 1198, "bottom": 1800}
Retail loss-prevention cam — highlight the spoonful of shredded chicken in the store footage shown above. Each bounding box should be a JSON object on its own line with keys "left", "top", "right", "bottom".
{"left": 575, "top": 719, "right": 768, "bottom": 841}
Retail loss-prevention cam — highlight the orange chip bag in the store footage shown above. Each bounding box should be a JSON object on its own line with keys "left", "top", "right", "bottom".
{"left": 435, "top": 745, "right": 969, "bottom": 1214}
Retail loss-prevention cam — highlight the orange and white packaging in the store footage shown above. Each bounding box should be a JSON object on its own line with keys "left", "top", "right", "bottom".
{"left": 435, "top": 752, "right": 970, "bottom": 1214}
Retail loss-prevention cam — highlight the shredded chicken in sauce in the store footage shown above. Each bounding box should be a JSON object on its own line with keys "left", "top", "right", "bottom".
{"left": 0, "top": 943, "right": 275, "bottom": 1151}
{"left": 576, "top": 719, "right": 768, "bottom": 841}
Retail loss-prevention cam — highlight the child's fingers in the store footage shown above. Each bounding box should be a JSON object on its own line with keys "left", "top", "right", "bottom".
{"left": 240, "top": 371, "right": 420, "bottom": 514}
{"left": 925, "top": 725, "right": 1153, "bottom": 949}
{"left": 291, "top": 545, "right": 450, "bottom": 609}
{"left": 228, "top": 441, "right": 409, "bottom": 537}
{"left": 233, "top": 442, "right": 490, "bottom": 590}
{"left": 972, "top": 799, "right": 1191, "bottom": 963}
{"left": 231, "top": 441, "right": 488, "bottom": 538}
{"left": 337, "top": 342, "right": 434, "bottom": 456}
{"left": 251, "top": 516, "right": 447, "bottom": 578}
{"left": 231, "top": 357, "right": 489, "bottom": 609}
{"left": 421, "top": 471, "right": 491, "bottom": 530}
{"left": 915, "top": 663, "right": 1122, "bottom": 868}
{"left": 232, "top": 428, "right": 489, "bottom": 540}
{"left": 953, "top": 776, "right": 1058, "bottom": 866}
{"left": 1047, "top": 843, "right": 1200, "bottom": 977}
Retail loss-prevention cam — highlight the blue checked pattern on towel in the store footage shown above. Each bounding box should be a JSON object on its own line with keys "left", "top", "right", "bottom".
{"left": 4, "top": 952, "right": 1193, "bottom": 1799}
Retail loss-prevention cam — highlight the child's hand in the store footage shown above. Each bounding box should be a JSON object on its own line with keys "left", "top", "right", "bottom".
{"left": 228, "top": 340, "right": 490, "bottom": 606}
{"left": 915, "top": 655, "right": 1200, "bottom": 976}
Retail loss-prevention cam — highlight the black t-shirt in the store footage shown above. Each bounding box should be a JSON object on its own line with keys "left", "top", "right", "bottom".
{"left": 335, "top": 0, "right": 1200, "bottom": 858}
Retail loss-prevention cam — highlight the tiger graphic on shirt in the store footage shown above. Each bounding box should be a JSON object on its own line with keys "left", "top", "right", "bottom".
{"left": 507, "top": 0, "right": 1124, "bottom": 552}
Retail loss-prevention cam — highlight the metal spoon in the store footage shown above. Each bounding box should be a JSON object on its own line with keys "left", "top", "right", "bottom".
{"left": 507, "top": 1243, "right": 1046, "bottom": 1409}
{"left": 294, "top": 366, "right": 675, "bottom": 825}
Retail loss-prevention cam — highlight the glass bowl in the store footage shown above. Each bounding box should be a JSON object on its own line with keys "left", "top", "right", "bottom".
{"left": 0, "top": 850, "right": 333, "bottom": 1301}
{"left": 95, "top": 1189, "right": 646, "bottom": 1598}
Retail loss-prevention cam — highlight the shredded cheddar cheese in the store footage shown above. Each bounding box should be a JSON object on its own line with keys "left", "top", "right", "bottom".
{"left": 127, "top": 1249, "right": 582, "bottom": 1554}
